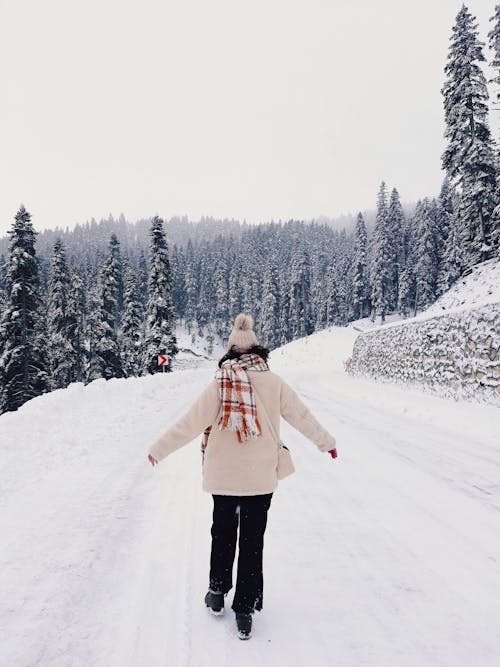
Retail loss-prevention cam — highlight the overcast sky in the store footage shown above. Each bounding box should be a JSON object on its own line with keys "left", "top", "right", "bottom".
{"left": 0, "top": 0, "right": 497, "bottom": 236}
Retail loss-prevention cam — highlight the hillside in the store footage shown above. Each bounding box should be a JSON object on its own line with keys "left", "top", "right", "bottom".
{"left": 425, "top": 257, "right": 500, "bottom": 316}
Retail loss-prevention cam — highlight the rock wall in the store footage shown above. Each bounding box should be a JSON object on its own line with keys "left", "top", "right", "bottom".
{"left": 349, "top": 303, "right": 500, "bottom": 405}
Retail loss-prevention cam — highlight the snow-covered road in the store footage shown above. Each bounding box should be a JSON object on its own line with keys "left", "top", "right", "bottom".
{"left": 1, "top": 327, "right": 499, "bottom": 667}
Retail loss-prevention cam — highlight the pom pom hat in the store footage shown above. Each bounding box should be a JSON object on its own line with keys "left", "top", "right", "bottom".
{"left": 227, "top": 313, "right": 259, "bottom": 351}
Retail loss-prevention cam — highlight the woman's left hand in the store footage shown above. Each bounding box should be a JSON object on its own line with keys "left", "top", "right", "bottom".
{"left": 148, "top": 453, "right": 158, "bottom": 467}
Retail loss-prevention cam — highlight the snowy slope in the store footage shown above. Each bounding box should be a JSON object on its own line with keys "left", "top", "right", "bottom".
{"left": 351, "top": 257, "right": 500, "bottom": 334}
{"left": 425, "top": 258, "right": 500, "bottom": 316}
{"left": 1, "top": 327, "right": 500, "bottom": 666}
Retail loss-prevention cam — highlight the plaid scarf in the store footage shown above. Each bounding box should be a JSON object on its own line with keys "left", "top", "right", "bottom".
{"left": 201, "top": 353, "right": 269, "bottom": 452}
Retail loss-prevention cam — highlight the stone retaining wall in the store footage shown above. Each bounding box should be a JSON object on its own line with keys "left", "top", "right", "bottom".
{"left": 349, "top": 304, "right": 500, "bottom": 405}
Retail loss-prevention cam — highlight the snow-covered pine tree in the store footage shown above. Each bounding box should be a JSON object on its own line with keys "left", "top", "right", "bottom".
{"left": 92, "top": 236, "right": 124, "bottom": 380}
{"left": 259, "top": 260, "right": 281, "bottom": 349}
{"left": 289, "top": 237, "right": 314, "bottom": 339}
{"left": 183, "top": 239, "right": 198, "bottom": 335}
{"left": 488, "top": 4, "right": 500, "bottom": 105}
{"left": 313, "top": 281, "right": 327, "bottom": 331}
{"left": 143, "top": 216, "right": 178, "bottom": 374}
{"left": 332, "top": 229, "right": 353, "bottom": 325}
{"left": 138, "top": 249, "right": 149, "bottom": 305}
{"left": 120, "top": 259, "right": 144, "bottom": 377}
{"left": 279, "top": 271, "right": 291, "bottom": 345}
{"left": 106, "top": 233, "right": 124, "bottom": 331}
{"left": 0, "top": 253, "right": 7, "bottom": 302}
{"left": 309, "top": 227, "right": 329, "bottom": 330}
{"left": 0, "top": 205, "right": 49, "bottom": 414}
{"left": 213, "top": 237, "right": 230, "bottom": 340}
{"left": 325, "top": 262, "right": 339, "bottom": 325}
{"left": 66, "top": 269, "right": 87, "bottom": 384}
{"left": 86, "top": 281, "right": 106, "bottom": 382}
{"left": 228, "top": 238, "right": 242, "bottom": 320}
{"left": 171, "top": 244, "right": 186, "bottom": 322}
{"left": 352, "top": 212, "right": 370, "bottom": 319}
{"left": 240, "top": 230, "right": 260, "bottom": 321}
{"left": 47, "top": 238, "right": 73, "bottom": 389}
{"left": 442, "top": 5, "right": 498, "bottom": 267}
{"left": 488, "top": 2, "right": 500, "bottom": 254}
{"left": 387, "top": 189, "right": 404, "bottom": 309}
{"left": 436, "top": 178, "right": 462, "bottom": 294}
{"left": 397, "top": 250, "right": 416, "bottom": 318}
{"left": 413, "top": 198, "right": 439, "bottom": 313}
{"left": 196, "top": 241, "right": 212, "bottom": 336}
{"left": 370, "top": 182, "right": 392, "bottom": 323}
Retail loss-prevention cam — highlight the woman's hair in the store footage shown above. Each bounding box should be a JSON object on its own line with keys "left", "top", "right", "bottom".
{"left": 218, "top": 344, "right": 271, "bottom": 368}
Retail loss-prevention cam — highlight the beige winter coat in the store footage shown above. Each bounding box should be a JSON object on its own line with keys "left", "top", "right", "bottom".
{"left": 148, "top": 369, "right": 337, "bottom": 495}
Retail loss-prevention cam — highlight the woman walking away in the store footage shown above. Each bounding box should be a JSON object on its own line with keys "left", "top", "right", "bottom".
{"left": 147, "top": 313, "right": 337, "bottom": 640}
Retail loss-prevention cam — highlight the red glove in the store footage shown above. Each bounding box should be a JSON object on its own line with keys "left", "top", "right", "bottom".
{"left": 148, "top": 453, "right": 158, "bottom": 467}
{"left": 328, "top": 449, "right": 337, "bottom": 459}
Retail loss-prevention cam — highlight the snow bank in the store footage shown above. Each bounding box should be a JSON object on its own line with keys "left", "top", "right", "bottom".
{"left": 270, "top": 325, "right": 359, "bottom": 375}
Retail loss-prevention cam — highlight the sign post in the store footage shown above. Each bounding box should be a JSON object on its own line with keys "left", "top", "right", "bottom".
{"left": 158, "top": 354, "right": 170, "bottom": 373}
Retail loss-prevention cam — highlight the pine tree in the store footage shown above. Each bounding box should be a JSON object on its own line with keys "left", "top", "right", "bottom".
{"left": 106, "top": 233, "right": 124, "bottom": 332}
{"left": 437, "top": 178, "right": 462, "bottom": 293}
{"left": 0, "top": 205, "right": 49, "bottom": 413}
{"left": 171, "top": 244, "right": 186, "bottom": 321}
{"left": 289, "top": 238, "right": 313, "bottom": 339}
{"left": 352, "top": 212, "right": 370, "bottom": 319}
{"left": 397, "top": 249, "right": 416, "bottom": 318}
{"left": 138, "top": 249, "right": 149, "bottom": 304}
{"left": 488, "top": 4, "right": 500, "bottom": 105}
{"left": 143, "top": 216, "right": 178, "bottom": 374}
{"left": 66, "top": 270, "right": 87, "bottom": 383}
{"left": 213, "top": 242, "right": 230, "bottom": 340}
{"left": 0, "top": 254, "right": 7, "bottom": 305}
{"left": 47, "top": 238, "right": 73, "bottom": 389}
{"left": 184, "top": 239, "right": 198, "bottom": 335}
{"left": 120, "top": 260, "right": 144, "bottom": 377}
{"left": 325, "top": 263, "right": 339, "bottom": 325}
{"left": 413, "top": 199, "right": 439, "bottom": 312}
{"left": 279, "top": 273, "right": 291, "bottom": 345}
{"left": 228, "top": 240, "right": 242, "bottom": 320}
{"left": 370, "top": 182, "right": 392, "bottom": 322}
{"left": 442, "top": 5, "right": 497, "bottom": 267}
{"left": 86, "top": 281, "right": 105, "bottom": 382}
{"left": 92, "top": 236, "right": 124, "bottom": 380}
{"left": 387, "top": 189, "right": 404, "bottom": 309}
{"left": 260, "top": 261, "right": 281, "bottom": 348}
{"left": 196, "top": 243, "right": 212, "bottom": 336}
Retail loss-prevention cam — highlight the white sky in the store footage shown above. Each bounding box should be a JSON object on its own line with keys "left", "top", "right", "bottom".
{"left": 0, "top": 0, "right": 497, "bottom": 236}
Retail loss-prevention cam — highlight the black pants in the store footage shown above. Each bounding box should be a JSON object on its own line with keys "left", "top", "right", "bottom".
{"left": 209, "top": 493, "right": 273, "bottom": 614}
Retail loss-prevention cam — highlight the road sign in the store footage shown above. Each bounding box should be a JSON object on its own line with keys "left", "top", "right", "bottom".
{"left": 158, "top": 354, "right": 169, "bottom": 367}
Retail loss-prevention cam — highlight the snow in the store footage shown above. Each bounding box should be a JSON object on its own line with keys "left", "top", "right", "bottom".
{"left": 1, "top": 326, "right": 500, "bottom": 666}
{"left": 175, "top": 321, "right": 227, "bottom": 361}
{"left": 351, "top": 257, "right": 500, "bottom": 335}
{"left": 425, "top": 258, "right": 500, "bottom": 316}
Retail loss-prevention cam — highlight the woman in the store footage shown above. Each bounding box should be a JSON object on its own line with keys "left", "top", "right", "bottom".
{"left": 148, "top": 313, "right": 337, "bottom": 640}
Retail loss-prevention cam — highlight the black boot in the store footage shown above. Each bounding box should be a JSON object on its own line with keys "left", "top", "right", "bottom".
{"left": 205, "top": 590, "right": 224, "bottom": 616}
{"left": 235, "top": 612, "right": 252, "bottom": 640}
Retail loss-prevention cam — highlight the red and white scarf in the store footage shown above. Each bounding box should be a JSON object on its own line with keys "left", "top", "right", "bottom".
{"left": 201, "top": 353, "right": 269, "bottom": 451}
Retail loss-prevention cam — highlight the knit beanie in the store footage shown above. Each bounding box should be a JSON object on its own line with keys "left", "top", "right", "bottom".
{"left": 227, "top": 313, "right": 259, "bottom": 351}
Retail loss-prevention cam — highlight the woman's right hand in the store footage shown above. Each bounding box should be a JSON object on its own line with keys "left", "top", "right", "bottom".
{"left": 328, "top": 449, "right": 337, "bottom": 459}
{"left": 148, "top": 453, "right": 159, "bottom": 467}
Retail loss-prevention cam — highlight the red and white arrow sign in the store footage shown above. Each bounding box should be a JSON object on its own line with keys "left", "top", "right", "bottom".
{"left": 158, "top": 354, "right": 169, "bottom": 367}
